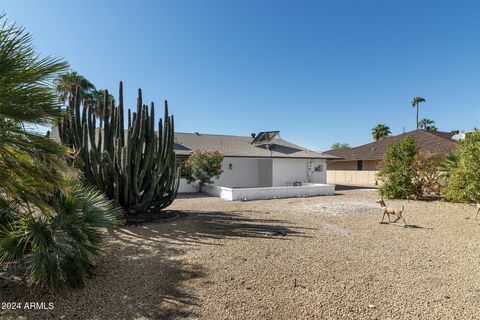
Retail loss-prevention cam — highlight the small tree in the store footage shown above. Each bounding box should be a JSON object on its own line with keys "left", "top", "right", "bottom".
{"left": 411, "top": 152, "right": 443, "bottom": 198}
{"left": 377, "top": 136, "right": 418, "bottom": 199}
{"left": 185, "top": 151, "right": 224, "bottom": 192}
{"left": 331, "top": 142, "right": 350, "bottom": 150}
{"left": 444, "top": 131, "right": 480, "bottom": 203}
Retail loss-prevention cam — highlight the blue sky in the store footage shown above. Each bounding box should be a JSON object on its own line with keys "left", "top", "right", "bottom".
{"left": 4, "top": 0, "right": 479, "bottom": 151}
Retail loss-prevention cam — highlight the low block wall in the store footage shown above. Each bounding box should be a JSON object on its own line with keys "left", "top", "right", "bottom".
{"left": 327, "top": 170, "right": 379, "bottom": 186}
{"left": 204, "top": 184, "right": 335, "bottom": 201}
{"left": 178, "top": 178, "right": 198, "bottom": 193}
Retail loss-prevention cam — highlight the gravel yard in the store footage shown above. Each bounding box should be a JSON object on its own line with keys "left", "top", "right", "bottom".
{"left": 1, "top": 189, "right": 479, "bottom": 320}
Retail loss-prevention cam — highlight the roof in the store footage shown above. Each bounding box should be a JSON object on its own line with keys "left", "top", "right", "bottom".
{"left": 326, "top": 129, "right": 457, "bottom": 161}
{"left": 49, "top": 127, "right": 337, "bottom": 159}
{"left": 174, "top": 132, "right": 338, "bottom": 159}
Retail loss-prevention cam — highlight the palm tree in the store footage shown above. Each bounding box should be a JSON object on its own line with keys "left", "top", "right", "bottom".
{"left": 418, "top": 118, "right": 437, "bottom": 131}
{"left": 411, "top": 97, "right": 426, "bottom": 129}
{"left": 372, "top": 124, "right": 391, "bottom": 141}
{"left": 0, "top": 14, "right": 69, "bottom": 205}
{"left": 55, "top": 71, "right": 96, "bottom": 104}
{"left": 0, "top": 15, "right": 119, "bottom": 294}
{"left": 92, "top": 89, "right": 115, "bottom": 120}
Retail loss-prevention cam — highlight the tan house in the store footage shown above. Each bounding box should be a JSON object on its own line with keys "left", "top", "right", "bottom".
{"left": 325, "top": 129, "right": 458, "bottom": 186}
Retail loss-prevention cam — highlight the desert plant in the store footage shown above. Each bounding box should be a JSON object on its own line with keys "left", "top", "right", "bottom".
{"left": 0, "top": 178, "right": 121, "bottom": 294}
{"left": 371, "top": 124, "right": 391, "bottom": 141}
{"left": 377, "top": 136, "right": 419, "bottom": 199}
{"left": 411, "top": 152, "right": 443, "bottom": 198}
{"left": 184, "top": 151, "right": 223, "bottom": 192}
{"left": 411, "top": 97, "right": 426, "bottom": 129}
{"left": 57, "top": 83, "right": 179, "bottom": 217}
{"left": 444, "top": 131, "right": 480, "bottom": 203}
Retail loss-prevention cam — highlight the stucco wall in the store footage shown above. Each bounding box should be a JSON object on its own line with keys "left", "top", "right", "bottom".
{"left": 326, "top": 160, "right": 380, "bottom": 186}
{"left": 327, "top": 160, "right": 380, "bottom": 171}
{"left": 178, "top": 157, "right": 265, "bottom": 192}
{"left": 272, "top": 159, "right": 326, "bottom": 186}
{"left": 178, "top": 157, "right": 328, "bottom": 193}
{"left": 217, "top": 157, "right": 262, "bottom": 188}
{"left": 326, "top": 170, "right": 379, "bottom": 186}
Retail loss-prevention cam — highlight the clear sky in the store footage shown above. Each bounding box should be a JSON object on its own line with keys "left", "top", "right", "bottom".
{"left": 3, "top": 0, "right": 480, "bottom": 151}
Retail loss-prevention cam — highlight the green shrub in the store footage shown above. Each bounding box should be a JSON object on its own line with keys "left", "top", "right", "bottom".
{"left": 444, "top": 131, "right": 480, "bottom": 203}
{"left": 184, "top": 151, "right": 224, "bottom": 192}
{"left": 0, "top": 178, "right": 121, "bottom": 294}
{"left": 377, "top": 136, "right": 419, "bottom": 199}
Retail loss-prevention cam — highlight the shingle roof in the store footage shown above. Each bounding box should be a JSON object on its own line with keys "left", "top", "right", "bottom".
{"left": 326, "top": 129, "right": 457, "bottom": 161}
{"left": 50, "top": 127, "right": 337, "bottom": 159}
{"left": 174, "top": 132, "right": 338, "bottom": 159}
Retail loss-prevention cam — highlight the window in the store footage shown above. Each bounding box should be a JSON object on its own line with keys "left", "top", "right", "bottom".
{"left": 357, "top": 160, "right": 363, "bottom": 171}
{"left": 314, "top": 165, "right": 323, "bottom": 172}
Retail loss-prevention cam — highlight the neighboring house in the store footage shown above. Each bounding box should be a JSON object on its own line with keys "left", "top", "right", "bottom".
{"left": 175, "top": 131, "right": 338, "bottom": 199}
{"left": 325, "top": 129, "right": 458, "bottom": 186}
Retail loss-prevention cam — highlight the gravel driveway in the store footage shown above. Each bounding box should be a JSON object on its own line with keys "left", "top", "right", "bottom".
{"left": 1, "top": 189, "right": 479, "bottom": 320}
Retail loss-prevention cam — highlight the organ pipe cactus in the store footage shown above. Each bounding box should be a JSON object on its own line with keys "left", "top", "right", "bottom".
{"left": 58, "top": 82, "right": 179, "bottom": 216}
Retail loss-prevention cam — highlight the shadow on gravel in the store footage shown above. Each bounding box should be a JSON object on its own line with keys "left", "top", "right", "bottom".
{"left": 380, "top": 222, "right": 434, "bottom": 230}
{"left": 0, "top": 210, "right": 309, "bottom": 320}
{"left": 116, "top": 210, "right": 312, "bottom": 247}
{"left": 335, "top": 184, "right": 379, "bottom": 191}
{"left": 0, "top": 229, "right": 205, "bottom": 320}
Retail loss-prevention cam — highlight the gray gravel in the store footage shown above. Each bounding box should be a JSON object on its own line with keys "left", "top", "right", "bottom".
{"left": 1, "top": 189, "right": 479, "bottom": 319}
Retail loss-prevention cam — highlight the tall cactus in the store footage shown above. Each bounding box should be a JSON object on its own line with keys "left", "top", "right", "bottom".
{"left": 58, "top": 82, "right": 179, "bottom": 216}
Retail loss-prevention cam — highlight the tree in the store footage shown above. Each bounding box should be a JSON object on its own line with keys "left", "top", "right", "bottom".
{"left": 55, "top": 70, "right": 96, "bottom": 104}
{"left": 0, "top": 13, "right": 69, "bottom": 206}
{"left": 331, "top": 142, "right": 350, "bottom": 150}
{"left": 411, "top": 152, "right": 443, "bottom": 198}
{"left": 418, "top": 118, "right": 437, "bottom": 131}
{"left": 377, "top": 136, "right": 419, "bottom": 199}
{"left": 0, "top": 14, "right": 119, "bottom": 294}
{"left": 444, "top": 131, "right": 480, "bottom": 203}
{"left": 411, "top": 97, "right": 426, "bottom": 129}
{"left": 184, "top": 151, "right": 224, "bottom": 192}
{"left": 92, "top": 89, "right": 115, "bottom": 120}
{"left": 371, "top": 124, "right": 391, "bottom": 141}
{"left": 0, "top": 178, "right": 121, "bottom": 294}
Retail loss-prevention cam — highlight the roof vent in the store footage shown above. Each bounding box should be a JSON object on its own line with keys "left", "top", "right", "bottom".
{"left": 251, "top": 133, "right": 256, "bottom": 138}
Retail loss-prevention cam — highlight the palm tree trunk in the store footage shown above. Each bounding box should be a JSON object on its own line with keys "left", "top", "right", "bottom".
{"left": 416, "top": 103, "right": 419, "bottom": 129}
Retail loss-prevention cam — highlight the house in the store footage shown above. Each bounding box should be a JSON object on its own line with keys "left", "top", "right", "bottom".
{"left": 325, "top": 129, "right": 458, "bottom": 186}
{"left": 174, "top": 131, "right": 338, "bottom": 200}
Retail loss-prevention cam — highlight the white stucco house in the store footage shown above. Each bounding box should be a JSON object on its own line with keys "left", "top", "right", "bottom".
{"left": 175, "top": 131, "right": 338, "bottom": 200}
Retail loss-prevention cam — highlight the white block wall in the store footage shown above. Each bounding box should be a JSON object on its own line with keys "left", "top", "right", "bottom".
{"left": 204, "top": 184, "right": 335, "bottom": 201}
